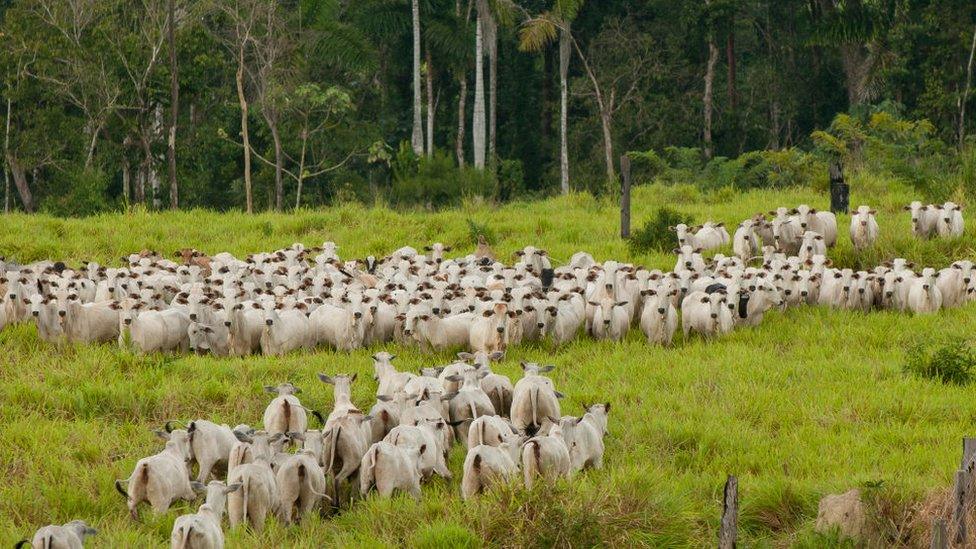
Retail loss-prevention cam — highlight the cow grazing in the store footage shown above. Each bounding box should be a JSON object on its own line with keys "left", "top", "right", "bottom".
{"left": 521, "top": 423, "right": 572, "bottom": 489}
{"left": 560, "top": 403, "right": 610, "bottom": 471}
{"left": 443, "top": 366, "right": 496, "bottom": 447}
{"left": 275, "top": 450, "right": 330, "bottom": 525}
{"left": 461, "top": 441, "right": 522, "bottom": 500}
{"left": 262, "top": 382, "right": 319, "bottom": 436}
{"left": 510, "top": 363, "right": 563, "bottom": 435}
{"left": 16, "top": 520, "right": 97, "bottom": 549}
{"left": 115, "top": 424, "right": 196, "bottom": 519}
{"left": 170, "top": 481, "right": 241, "bottom": 549}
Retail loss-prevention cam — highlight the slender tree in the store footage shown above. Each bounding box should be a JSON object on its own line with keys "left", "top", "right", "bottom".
{"left": 519, "top": 0, "right": 583, "bottom": 194}
{"left": 960, "top": 23, "right": 976, "bottom": 148}
{"left": 703, "top": 0, "right": 719, "bottom": 160}
{"left": 411, "top": 0, "right": 424, "bottom": 155}
{"left": 167, "top": 0, "right": 179, "bottom": 209}
{"left": 473, "top": 9, "right": 486, "bottom": 169}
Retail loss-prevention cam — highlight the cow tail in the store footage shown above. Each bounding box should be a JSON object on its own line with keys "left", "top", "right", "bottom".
{"left": 178, "top": 526, "right": 194, "bottom": 549}
{"left": 283, "top": 399, "right": 292, "bottom": 432}
{"left": 241, "top": 476, "right": 250, "bottom": 526}
{"left": 325, "top": 426, "right": 340, "bottom": 474}
{"left": 531, "top": 386, "right": 540, "bottom": 430}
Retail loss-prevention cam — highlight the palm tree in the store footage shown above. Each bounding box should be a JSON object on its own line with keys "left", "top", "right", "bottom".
{"left": 473, "top": 3, "right": 486, "bottom": 169}
{"left": 519, "top": 0, "right": 584, "bottom": 194}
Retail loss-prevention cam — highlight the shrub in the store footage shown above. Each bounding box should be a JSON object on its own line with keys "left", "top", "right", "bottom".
{"left": 41, "top": 168, "right": 113, "bottom": 217}
{"left": 392, "top": 150, "right": 495, "bottom": 208}
{"left": 903, "top": 337, "right": 975, "bottom": 385}
{"left": 495, "top": 158, "right": 525, "bottom": 201}
{"left": 628, "top": 207, "right": 692, "bottom": 255}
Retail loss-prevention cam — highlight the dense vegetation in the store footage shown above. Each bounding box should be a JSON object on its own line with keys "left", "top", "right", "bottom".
{"left": 1, "top": 0, "right": 976, "bottom": 214}
{"left": 2, "top": 181, "right": 976, "bottom": 547}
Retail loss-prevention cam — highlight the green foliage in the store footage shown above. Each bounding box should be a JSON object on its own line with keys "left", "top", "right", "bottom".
{"left": 494, "top": 158, "right": 525, "bottom": 201}
{"left": 629, "top": 146, "right": 825, "bottom": 191}
{"left": 903, "top": 337, "right": 976, "bottom": 386}
{"left": 40, "top": 168, "right": 114, "bottom": 217}
{"left": 391, "top": 150, "right": 495, "bottom": 208}
{"left": 628, "top": 207, "right": 692, "bottom": 255}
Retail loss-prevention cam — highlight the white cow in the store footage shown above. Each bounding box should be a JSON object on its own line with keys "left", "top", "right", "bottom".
{"left": 849, "top": 206, "right": 879, "bottom": 250}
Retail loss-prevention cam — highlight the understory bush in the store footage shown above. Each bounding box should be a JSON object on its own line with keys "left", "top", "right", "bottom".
{"left": 628, "top": 207, "right": 692, "bottom": 255}
{"left": 903, "top": 337, "right": 975, "bottom": 385}
{"left": 40, "top": 168, "right": 114, "bottom": 217}
{"left": 391, "top": 148, "right": 495, "bottom": 208}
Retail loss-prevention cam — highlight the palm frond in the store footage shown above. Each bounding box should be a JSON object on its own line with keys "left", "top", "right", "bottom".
{"left": 518, "top": 14, "right": 558, "bottom": 53}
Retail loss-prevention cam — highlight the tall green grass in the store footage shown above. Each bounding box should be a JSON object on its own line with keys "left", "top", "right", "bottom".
{"left": 1, "top": 179, "right": 975, "bottom": 547}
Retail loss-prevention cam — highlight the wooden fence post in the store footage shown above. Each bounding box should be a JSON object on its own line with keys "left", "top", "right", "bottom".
{"left": 953, "top": 469, "right": 969, "bottom": 544}
{"left": 931, "top": 517, "right": 947, "bottom": 549}
{"left": 719, "top": 475, "right": 738, "bottom": 549}
{"left": 620, "top": 154, "right": 631, "bottom": 239}
{"left": 961, "top": 437, "right": 976, "bottom": 473}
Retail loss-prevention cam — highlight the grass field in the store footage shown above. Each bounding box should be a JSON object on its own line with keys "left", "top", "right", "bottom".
{"left": 2, "top": 176, "right": 976, "bottom": 547}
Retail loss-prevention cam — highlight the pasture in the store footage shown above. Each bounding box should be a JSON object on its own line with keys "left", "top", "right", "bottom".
{"left": 2, "top": 177, "right": 976, "bottom": 547}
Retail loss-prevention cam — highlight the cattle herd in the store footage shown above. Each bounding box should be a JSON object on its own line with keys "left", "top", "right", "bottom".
{"left": 19, "top": 351, "right": 607, "bottom": 548}
{"left": 8, "top": 200, "right": 973, "bottom": 547}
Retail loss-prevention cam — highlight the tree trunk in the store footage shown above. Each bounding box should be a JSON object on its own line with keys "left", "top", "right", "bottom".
{"left": 599, "top": 111, "right": 615, "bottom": 184}
{"left": 703, "top": 0, "right": 719, "bottom": 160}
{"left": 960, "top": 23, "right": 976, "bottom": 148}
{"left": 84, "top": 121, "right": 100, "bottom": 169}
{"left": 268, "top": 118, "right": 283, "bottom": 211}
{"left": 473, "top": 14, "right": 486, "bottom": 169}
{"left": 456, "top": 75, "right": 467, "bottom": 166}
{"left": 426, "top": 47, "right": 435, "bottom": 157}
{"left": 487, "top": 14, "right": 497, "bottom": 168}
{"left": 5, "top": 153, "right": 33, "bottom": 213}
{"left": 295, "top": 131, "right": 308, "bottom": 210}
{"left": 411, "top": 0, "right": 424, "bottom": 155}
{"left": 167, "top": 0, "right": 179, "bottom": 209}
{"left": 122, "top": 151, "right": 131, "bottom": 205}
{"left": 726, "top": 24, "right": 737, "bottom": 110}
{"left": 236, "top": 46, "right": 253, "bottom": 213}
{"left": 559, "top": 25, "right": 571, "bottom": 194}
{"left": 151, "top": 104, "right": 163, "bottom": 209}
{"left": 3, "top": 97, "right": 10, "bottom": 213}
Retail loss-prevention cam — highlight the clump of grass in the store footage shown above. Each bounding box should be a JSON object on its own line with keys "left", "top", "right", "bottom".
{"left": 409, "top": 520, "right": 481, "bottom": 548}
{"left": 903, "top": 337, "right": 976, "bottom": 385}
{"left": 466, "top": 218, "right": 495, "bottom": 245}
{"left": 628, "top": 207, "right": 693, "bottom": 255}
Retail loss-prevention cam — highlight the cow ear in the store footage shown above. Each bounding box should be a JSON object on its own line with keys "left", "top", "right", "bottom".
{"left": 672, "top": 248, "right": 680, "bottom": 255}
{"left": 350, "top": 373, "right": 357, "bottom": 383}
{"left": 701, "top": 297, "right": 709, "bottom": 303}
{"left": 423, "top": 246, "right": 433, "bottom": 251}
{"left": 225, "top": 483, "right": 242, "bottom": 494}
{"left": 264, "top": 385, "right": 278, "bottom": 393}
{"left": 869, "top": 210, "right": 876, "bottom": 215}
{"left": 902, "top": 205, "right": 911, "bottom": 211}
{"left": 317, "top": 373, "right": 334, "bottom": 384}
{"left": 482, "top": 310, "right": 492, "bottom": 317}
{"left": 153, "top": 430, "right": 170, "bottom": 440}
